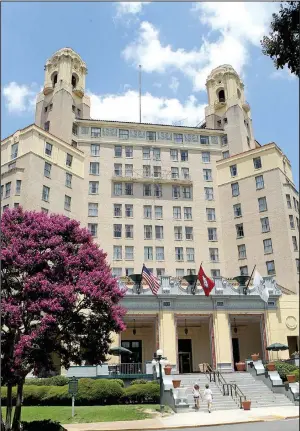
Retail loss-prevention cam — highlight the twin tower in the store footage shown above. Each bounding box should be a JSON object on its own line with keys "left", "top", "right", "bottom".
{"left": 35, "top": 47, "right": 255, "bottom": 156}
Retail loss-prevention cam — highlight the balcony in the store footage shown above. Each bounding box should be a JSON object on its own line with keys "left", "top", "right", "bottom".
{"left": 111, "top": 169, "right": 192, "bottom": 185}
{"left": 214, "top": 98, "right": 226, "bottom": 110}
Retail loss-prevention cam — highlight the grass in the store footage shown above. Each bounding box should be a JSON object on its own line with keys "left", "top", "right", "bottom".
{"left": 2, "top": 404, "right": 171, "bottom": 424}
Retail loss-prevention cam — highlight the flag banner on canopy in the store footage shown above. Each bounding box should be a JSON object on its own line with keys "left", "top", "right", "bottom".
{"left": 198, "top": 265, "right": 215, "bottom": 297}
{"left": 253, "top": 270, "right": 269, "bottom": 303}
{"left": 142, "top": 264, "right": 160, "bottom": 295}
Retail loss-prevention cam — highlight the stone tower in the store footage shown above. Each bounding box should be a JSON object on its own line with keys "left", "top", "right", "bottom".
{"left": 204, "top": 64, "right": 255, "bottom": 155}
{"left": 35, "top": 47, "right": 90, "bottom": 143}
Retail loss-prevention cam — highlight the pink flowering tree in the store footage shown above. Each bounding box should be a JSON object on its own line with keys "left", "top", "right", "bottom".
{"left": 1, "top": 207, "right": 126, "bottom": 431}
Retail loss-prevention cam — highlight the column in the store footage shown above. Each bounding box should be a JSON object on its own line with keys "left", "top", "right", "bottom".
{"left": 159, "top": 311, "right": 177, "bottom": 368}
{"left": 214, "top": 311, "right": 233, "bottom": 372}
{"left": 109, "top": 332, "right": 120, "bottom": 364}
{"left": 209, "top": 314, "right": 217, "bottom": 370}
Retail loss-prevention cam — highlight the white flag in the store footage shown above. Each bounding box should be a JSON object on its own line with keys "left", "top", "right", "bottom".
{"left": 253, "top": 270, "right": 269, "bottom": 303}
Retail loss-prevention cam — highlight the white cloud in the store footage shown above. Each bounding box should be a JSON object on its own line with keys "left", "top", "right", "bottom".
{"left": 3, "top": 82, "right": 37, "bottom": 114}
{"left": 153, "top": 82, "right": 162, "bottom": 88}
{"left": 122, "top": 3, "right": 279, "bottom": 91}
{"left": 270, "top": 67, "right": 296, "bottom": 81}
{"left": 169, "top": 77, "right": 179, "bottom": 93}
{"left": 115, "top": 2, "right": 150, "bottom": 17}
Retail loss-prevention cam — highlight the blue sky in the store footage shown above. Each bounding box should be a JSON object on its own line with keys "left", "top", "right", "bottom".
{"left": 2, "top": 1, "right": 299, "bottom": 183}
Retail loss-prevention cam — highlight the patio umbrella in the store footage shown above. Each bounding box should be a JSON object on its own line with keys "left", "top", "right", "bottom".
{"left": 266, "top": 343, "right": 289, "bottom": 360}
{"left": 108, "top": 346, "right": 132, "bottom": 356}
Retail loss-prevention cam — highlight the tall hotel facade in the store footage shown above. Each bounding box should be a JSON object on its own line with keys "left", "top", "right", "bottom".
{"left": 1, "top": 48, "right": 299, "bottom": 374}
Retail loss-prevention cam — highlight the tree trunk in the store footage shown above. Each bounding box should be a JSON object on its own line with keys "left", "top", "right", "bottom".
{"left": 5, "top": 384, "right": 13, "bottom": 430}
{"left": 11, "top": 381, "right": 24, "bottom": 431}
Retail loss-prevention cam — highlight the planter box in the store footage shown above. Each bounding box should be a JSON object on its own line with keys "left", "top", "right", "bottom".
{"left": 287, "top": 374, "right": 296, "bottom": 383}
{"left": 242, "top": 400, "right": 251, "bottom": 410}
{"left": 236, "top": 362, "right": 246, "bottom": 372}
{"left": 172, "top": 380, "right": 181, "bottom": 389}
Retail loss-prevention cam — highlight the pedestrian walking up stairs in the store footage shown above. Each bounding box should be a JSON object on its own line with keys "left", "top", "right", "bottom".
{"left": 225, "top": 372, "right": 295, "bottom": 408}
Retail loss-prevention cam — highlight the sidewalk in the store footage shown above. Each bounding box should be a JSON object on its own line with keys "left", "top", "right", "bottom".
{"left": 63, "top": 405, "right": 299, "bottom": 431}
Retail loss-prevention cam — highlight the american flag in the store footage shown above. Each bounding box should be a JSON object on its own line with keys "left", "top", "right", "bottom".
{"left": 142, "top": 264, "right": 160, "bottom": 295}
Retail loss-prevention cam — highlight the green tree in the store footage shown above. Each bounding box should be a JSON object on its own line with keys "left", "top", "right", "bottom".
{"left": 261, "top": 2, "right": 300, "bottom": 77}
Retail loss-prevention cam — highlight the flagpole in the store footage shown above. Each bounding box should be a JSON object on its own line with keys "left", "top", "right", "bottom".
{"left": 245, "top": 264, "right": 256, "bottom": 294}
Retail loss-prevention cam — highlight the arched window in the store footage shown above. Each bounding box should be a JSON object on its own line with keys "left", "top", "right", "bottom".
{"left": 237, "top": 89, "right": 241, "bottom": 99}
{"left": 52, "top": 72, "right": 58, "bottom": 88}
{"left": 218, "top": 89, "right": 225, "bottom": 102}
{"left": 72, "top": 74, "right": 78, "bottom": 88}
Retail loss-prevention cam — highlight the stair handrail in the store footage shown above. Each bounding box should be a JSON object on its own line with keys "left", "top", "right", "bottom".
{"left": 207, "top": 368, "right": 247, "bottom": 408}
{"left": 230, "top": 383, "right": 246, "bottom": 408}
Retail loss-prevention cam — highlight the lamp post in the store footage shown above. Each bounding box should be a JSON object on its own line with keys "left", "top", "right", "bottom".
{"left": 152, "top": 349, "right": 165, "bottom": 413}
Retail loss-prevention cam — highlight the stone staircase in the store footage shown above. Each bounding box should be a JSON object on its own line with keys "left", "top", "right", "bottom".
{"left": 225, "top": 372, "right": 295, "bottom": 408}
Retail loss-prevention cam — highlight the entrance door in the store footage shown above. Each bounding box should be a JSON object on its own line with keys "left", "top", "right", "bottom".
{"left": 121, "top": 340, "right": 142, "bottom": 364}
{"left": 178, "top": 339, "right": 192, "bottom": 373}
{"left": 287, "top": 336, "right": 299, "bottom": 357}
{"left": 232, "top": 338, "right": 240, "bottom": 370}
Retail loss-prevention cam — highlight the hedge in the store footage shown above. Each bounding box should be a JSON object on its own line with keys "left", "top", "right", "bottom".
{"left": 21, "top": 420, "right": 66, "bottom": 431}
{"left": 275, "top": 362, "right": 298, "bottom": 381}
{"left": 24, "top": 376, "right": 69, "bottom": 386}
{"left": 1, "top": 380, "right": 159, "bottom": 406}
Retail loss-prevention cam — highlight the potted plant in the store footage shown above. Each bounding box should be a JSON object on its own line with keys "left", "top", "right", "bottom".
{"left": 251, "top": 353, "right": 259, "bottom": 361}
{"left": 242, "top": 400, "right": 251, "bottom": 410}
{"left": 164, "top": 364, "right": 172, "bottom": 375}
{"left": 172, "top": 379, "right": 181, "bottom": 388}
{"left": 236, "top": 362, "right": 246, "bottom": 371}
{"left": 266, "top": 362, "right": 276, "bottom": 371}
{"left": 287, "top": 374, "right": 296, "bottom": 383}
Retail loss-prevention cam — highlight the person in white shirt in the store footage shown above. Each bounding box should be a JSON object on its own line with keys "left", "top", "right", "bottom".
{"left": 192, "top": 384, "right": 201, "bottom": 410}
{"left": 203, "top": 383, "right": 213, "bottom": 413}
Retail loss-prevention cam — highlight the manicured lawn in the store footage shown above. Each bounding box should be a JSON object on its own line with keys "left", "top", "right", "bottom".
{"left": 2, "top": 404, "right": 169, "bottom": 424}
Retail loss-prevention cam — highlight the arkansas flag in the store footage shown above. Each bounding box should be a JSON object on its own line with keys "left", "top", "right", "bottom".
{"left": 198, "top": 265, "right": 215, "bottom": 297}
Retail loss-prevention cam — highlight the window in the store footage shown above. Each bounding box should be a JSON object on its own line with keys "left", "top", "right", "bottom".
{"left": 176, "top": 269, "right": 184, "bottom": 278}
{"left": 154, "top": 185, "right": 162, "bottom": 198}
{"left": 208, "top": 228, "right": 217, "bottom": 241}
{"left": 64, "top": 195, "right": 71, "bottom": 211}
{"left": 124, "top": 164, "right": 133, "bottom": 177}
{"left": 240, "top": 266, "right": 248, "bottom": 276}
{"left": 89, "top": 181, "right": 99, "bottom": 194}
{"left": 49, "top": 103, "right": 53, "bottom": 111}
{"left": 221, "top": 135, "right": 228, "bottom": 146}
{"left": 222, "top": 151, "right": 229, "bottom": 159}
{"left": 247, "top": 136, "right": 250, "bottom": 147}
{"left": 289, "top": 215, "right": 295, "bottom": 229}
{"left": 144, "top": 205, "right": 152, "bottom": 219}
{"left": 181, "top": 168, "right": 190, "bottom": 179}
{"left": 211, "top": 269, "right": 221, "bottom": 277}
{"left": 42, "top": 185, "right": 50, "bottom": 202}
{"left": 182, "top": 186, "right": 192, "bottom": 199}
{"left": 203, "top": 169, "right": 212, "bottom": 181}
{"left": 156, "top": 247, "right": 165, "bottom": 261}
{"left": 88, "top": 203, "right": 98, "bottom": 217}
{"left": 80, "top": 127, "right": 89, "bottom": 135}
{"left": 230, "top": 165, "right": 237, "bottom": 177}
{"left": 124, "top": 183, "right": 133, "bottom": 196}
{"left": 263, "top": 238, "right": 273, "bottom": 254}
{"left": 172, "top": 186, "right": 180, "bottom": 198}
{"left": 126, "top": 268, "right": 134, "bottom": 276}
{"left": 205, "top": 187, "right": 214, "bottom": 200}
{"left": 113, "top": 224, "right": 122, "bottom": 238}
{"left": 153, "top": 166, "right": 161, "bottom": 178}
{"left": 2, "top": 205, "right": 9, "bottom": 212}
{"left": 45, "top": 142, "right": 53, "bottom": 156}
{"left": 231, "top": 182, "right": 239, "bottom": 197}
{"left": 296, "top": 217, "right": 299, "bottom": 230}
{"left": 114, "top": 204, "right": 122, "bottom": 217}
{"left": 66, "top": 153, "right": 73, "bottom": 168}
{"left": 170, "top": 149, "right": 178, "bottom": 161}
{"left": 173, "top": 206, "right": 181, "bottom": 220}
{"left": 90, "top": 162, "right": 100, "bottom": 175}
{"left": 0, "top": 185, "right": 3, "bottom": 199}
{"left": 185, "top": 227, "right": 193, "bottom": 240}
{"left": 202, "top": 152, "right": 210, "bottom": 163}
{"left": 77, "top": 108, "right": 81, "bottom": 117}
{"left": 72, "top": 123, "right": 78, "bottom": 135}
{"left": 113, "top": 246, "right": 122, "bottom": 260}
{"left": 175, "top": 247, "right": 184, "bottom": 261}
{"left": 66, "top": 173, "right": 72, "bottom": 188}
{"left": 143, "top": 184, "right": 152, "bottom": 197}
{"left": 119, "top": 129, "right": 129, "bottom": 140}
{"left": 155, "top": 206, "right": 163, "bottom": 219}
{"left": 266, "top": 260, "right": 276, "bottom": 275}
{"left": 171, "top": 167, "right": 179, "bottom": 179}
{"left": 174, "top": 226, "right": 183, "bottom": 240}
{"left": 258, "top": 197, "right": 267, "bottom": 212}
{"left": 44, "top": 162, "right": 51, "bottom": 178}
{"left": 11, "top": 143, "right": 18, "bottom": 159}
{"left": 125, "top": 146, "right": 133, "bottom": 158}
{"left": 44, "top": 121, "right": 50, "bottom": 132}
{"left": 141, "top": 146, "right": 151, "bottom": 159}
{"left": 144, "top": 225, "right": 152, "bottom": 240}
{"left": 41, "top": 208, "right": 48, "bottom": 214}
{"left": 90, "top": 144, "right": 100, "bottom": 156}
{"left": 155, "top": 226, "right": 164, "bottom": 239}
{"left": 88, "top": 223, "right": 98, "bottom": 237}
{"left": 147, "top": 131, "right": 156, "bottom": 141}
{"left": 5, "top": 182, "right": 11, "bottom": 198}
{"left": 200, "top": 136, "right": 209, "bottom": 145}
{"left": 181, "top": 150, "right": 188, "bottom": 161}
{"left": 236, "top": 223, "right": 244, "bottom": 238}
{"left": 286, "top": 194, "right": 292, "bottom": 208}
{"left": 144, "top": 247, "right": 153, "bottom": 261}
{"left": 184, "top": 207, "right": 192, "bottom": 220}
{"left": 112, "top": 268, "right": 122, "bottom": 277}
{"left": 153, "top": 148, "right": 161, "bottom": 161}
{"left": 125, "top": 246, "right": 134, "bottom": 260}
{"left": 125, "top": 225, "right": 133, "bottom": 239}
{"left": 114, "top": 183, "right": 122, "bottom": 196}
{"left": 209, "top": 248, "right": 219, "bottom": 262}
{"left": 292, "top": 236, "right": 298, "bottom": 251}
{"left": 174, "top": 133, "right": 183, "bottom": 143}
{"left": 186, "top": 248, "right": 195, "bottom": 262}
{"left": 253, "top": 157, "right": 262, "bottom": 169}
{"left": 157, "top": 268, "right": 165, "bottom": 276}
{"left": 125, "top": 204, "right": 133, "bottom": 217}
{"left": 238, "top": 244, "right": 247, "bottom": 259}
{"left": 261, "top": 217, "right": 270, "bottom": 233}
{"left": 114, "top": 145, "right": 122, "bottom": 157}
{"left": 233, "top": 203, "right": 242, "bottom": 218}
{"left": 255, "top": 175, "right": 264, "bottom": 190}
{"left": 91, "top": 127, "right": 101, "bottom": 138}
{"left": 206, "top": 208, "right": 216, "bottom": 221}
{"left": 143, "top": 165, "right": 151, "bottom": 178}
{"left": 114, "top": 164, "right": 122, "bottom": 176}
{"left": 15, "top": 180, "right": 21, "bottom": 195}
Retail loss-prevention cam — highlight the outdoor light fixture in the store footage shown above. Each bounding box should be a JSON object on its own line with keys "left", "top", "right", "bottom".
{"left": 233, "top": 318, "right": 238, "bottom": 334}
{"left": 132, "top": 319, "right": 136, "bottom": 336}
{"left": 152, "top": 349, "right": 165, "bottom": 413}
{"left": 184, "top": 319, "right": 189, "bottom": 335}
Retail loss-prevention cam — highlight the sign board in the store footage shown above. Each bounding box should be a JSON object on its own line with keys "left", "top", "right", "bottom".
{"left": 68, "top": 378, "right": 78, "bottom": 395}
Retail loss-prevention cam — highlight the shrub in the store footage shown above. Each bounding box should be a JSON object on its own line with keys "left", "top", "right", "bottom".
{"left": 130, "top": 379, "right": 149, "bottom": 385}
{"left": 121, "top": 383, "right": 160, "bottom": 404}
{"left": 291, "top": 369, "right": 299, "bottom": 382}
{"left": 110, "top": 378, "right": 125, "bottom": 388}
{"left": 21, "top": 420, "right": 66, "bottom": 431}
{"left": 40, "top": 385, "right": 71, "bottom": 406}
{"left": 87, "top": 379, "right": 124, "bottom": 405}
{"left": 24, "top": 376, "right": 69, "bottom": 386}
{"left": 275, "top": 362, "right": 298, "bottom": 381}
{"left": 23, "top": 386, "right": 49, "bottom": 406}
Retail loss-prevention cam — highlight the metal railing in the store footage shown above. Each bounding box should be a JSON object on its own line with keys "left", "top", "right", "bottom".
{"left": 207, "top": 368, "right": 246, "bottom": 409}
{"left": 108, "top": 363, "right": 143, "bottom": 375}
{"left": 230, "top": 383, "right": 246, "bottom": 408}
